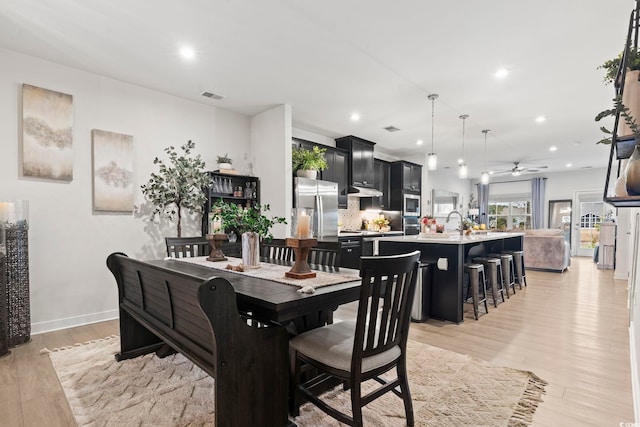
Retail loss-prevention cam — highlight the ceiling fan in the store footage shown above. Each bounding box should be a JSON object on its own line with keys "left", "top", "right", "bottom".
{"left": 491, "top": 162, "right": 548, "bottom": 176}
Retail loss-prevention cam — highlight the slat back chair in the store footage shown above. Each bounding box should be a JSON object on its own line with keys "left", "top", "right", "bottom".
{"left": 260, "top": 238, "right": 293, "bottom": 262}
{"left": 165, "top": 237, "right": 210, "bottom": 258}
{"left": 307, "top": 241, "right": 342, "bottom": 269}
{"left": 290, "top": 250, "right": 421, "bottom": 426}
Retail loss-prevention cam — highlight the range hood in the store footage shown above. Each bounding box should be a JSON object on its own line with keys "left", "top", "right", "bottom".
{"left": 347, "top": 185, "right": 383, "bottom": 197}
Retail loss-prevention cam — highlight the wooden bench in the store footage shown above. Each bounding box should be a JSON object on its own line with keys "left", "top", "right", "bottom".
{"left": 106, "top": 252, "right": 292, "bottom": 427}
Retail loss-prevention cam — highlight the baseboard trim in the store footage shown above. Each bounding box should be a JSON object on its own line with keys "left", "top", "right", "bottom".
{"left": 616, "top": 271, "right": 630, "bottom": 280}
{"left": 31, "top": 310, "right": 119, "bottom": 335}
{"left": 630, "top": 322, "right": 640, "bottom": 422}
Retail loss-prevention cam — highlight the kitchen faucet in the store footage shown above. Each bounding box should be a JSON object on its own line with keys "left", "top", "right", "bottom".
{"left": 446, "top": 210, "right": 464, "bottom": 236}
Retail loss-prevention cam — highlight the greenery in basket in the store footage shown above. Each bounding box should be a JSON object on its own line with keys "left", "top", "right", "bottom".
{"left": 212, "top": 200, "right": 286, "bottom": 240}
{"left": 595, "top": 48, "right": 640, "bottom": 145}
{"left": 598, "top": 48, "right": 640, "bottom": 85}
{"left": 216, "top": 153, "right": 232, "bottom": 164}
{"left": 141, "top": 140, "right": 211, "bottom": 238}
{"left": 292, "top": 146, "right": 328, "bottom": 172}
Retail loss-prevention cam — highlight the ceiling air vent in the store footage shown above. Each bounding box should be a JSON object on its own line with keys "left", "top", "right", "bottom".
{"left": 201, "top": 91, "right": 224, "bottom": 100}
{"left": 383, "top": 126, "right": 400, "bottom": 132}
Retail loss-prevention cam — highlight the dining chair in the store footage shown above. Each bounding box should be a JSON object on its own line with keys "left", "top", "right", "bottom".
{"left": 290, "top": 250, "right": 421, "bottom": 427}
{"left": 307, "top": 241, "right": 342, "bottom": 269}
{"left": 165, "top": 237, "right": 210, "bottom": 258}
{"left": 260, "top": 238, "right": 293, "bottom": 262}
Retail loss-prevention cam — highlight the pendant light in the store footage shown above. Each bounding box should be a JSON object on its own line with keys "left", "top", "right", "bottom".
{"left": 481, "top": 129, "right": 490, "bottom": 185}
{"left": 458, "top": 114, "right": 469, "bottom": 179}
{"left": 426, "top": 94, "right": 439, "bottom": 171}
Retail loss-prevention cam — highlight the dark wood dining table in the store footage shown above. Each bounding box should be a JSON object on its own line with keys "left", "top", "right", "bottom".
{"left": 147, "top": 257, "right": 362, "bottom": 329}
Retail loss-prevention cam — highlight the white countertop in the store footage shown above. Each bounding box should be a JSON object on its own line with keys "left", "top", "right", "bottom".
{"left": 338, "top": 231, "right": 404, "bottom": 237}
{"left": 375, "top": 231, "right": 524, "bottom": 245}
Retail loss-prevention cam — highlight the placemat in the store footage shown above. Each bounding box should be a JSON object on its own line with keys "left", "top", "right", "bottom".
{"left": 171, "top": 256, "right": 359, "bottom": 291}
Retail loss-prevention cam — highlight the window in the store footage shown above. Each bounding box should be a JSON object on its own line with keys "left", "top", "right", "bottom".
{"left": 488, "top": 199, "right": 531, "bottom": 230}
{"left": 580, "top": 213, "right": 601, "bottom": 229}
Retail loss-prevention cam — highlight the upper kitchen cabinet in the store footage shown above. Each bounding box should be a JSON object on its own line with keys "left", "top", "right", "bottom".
{"left": 291, "top": 138, "right": 349, "bottom": 209}
{"left": 335, "top": 136, "right": 375, "bottom": 188}
{"left": 360, "top": 158, "right": 391, "bottom": 210}
{"left": 391, "top": 161, "right": 422, "bottom": 194}
{"left": 322, "top": 147, "right": 349, "bottom": 209}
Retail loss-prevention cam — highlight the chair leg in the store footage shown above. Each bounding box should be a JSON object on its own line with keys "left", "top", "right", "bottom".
{"left": 351, "top": 382, "right": 363, "bottom": 427}
{"left": 397, "top": 358, "right": 415, "bottom": 426}
{"left": 292, "top": 352, "right": 302, "bottom": 417}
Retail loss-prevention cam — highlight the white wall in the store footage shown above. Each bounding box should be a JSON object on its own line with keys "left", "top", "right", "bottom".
{"left": 0, "top": 48, "right": 252, "bottom": 333}
{"left": 251, "top": 105, "right": 292, "bottom": 238}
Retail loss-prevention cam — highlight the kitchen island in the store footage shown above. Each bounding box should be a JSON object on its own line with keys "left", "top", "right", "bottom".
{"left": 377, "top": 232, "right": 524, "bottom": 323}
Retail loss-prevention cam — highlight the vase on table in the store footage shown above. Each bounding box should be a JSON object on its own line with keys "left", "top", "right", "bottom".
{"left": 242, "top": 232, "right": 260, "bottom": 267}
{"left": 626, "top": 145, "right": 640, "bottom": 196}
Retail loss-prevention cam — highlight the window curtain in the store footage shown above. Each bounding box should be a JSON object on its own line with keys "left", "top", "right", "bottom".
{"left": 531, "top": 177, "right": 546, "bottom": 229}
{"left": 477, "top": 183, "right": 489, "bottom": 227}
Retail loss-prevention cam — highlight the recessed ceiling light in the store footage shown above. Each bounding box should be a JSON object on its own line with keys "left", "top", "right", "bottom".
{"left": 416, "top": 139, "right": 424, "bottom": 146}
{"left": 494, "top": 68, "right": 510, "bottom": 79}
{"left": 566, "top": 163, "right": 572, "bottom": 167}
{"left": 179, "top": 45, "right": 196, "bottom": 60}
{"left": 351, "top": 113, "right": 360, "bottom": 122}
{"left": 549, "top": 146, "right": 558, "bottom": 152}
{"left": 535, "top": 116, "right": 546, "bottom": 123}
{"left": 457, "top": 158, "right": 464, "bottom": 164}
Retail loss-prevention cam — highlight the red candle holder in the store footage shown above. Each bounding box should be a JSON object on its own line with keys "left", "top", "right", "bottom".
{"left": 206, "top": 233, "right": 229, "bottom": 261}
{"left": 284, "top": 237, "right": 317, "bottom": 279}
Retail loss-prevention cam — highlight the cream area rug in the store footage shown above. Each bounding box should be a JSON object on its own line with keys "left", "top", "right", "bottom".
{"left": 47, "top": 336, "right": 546, "bottom": 427}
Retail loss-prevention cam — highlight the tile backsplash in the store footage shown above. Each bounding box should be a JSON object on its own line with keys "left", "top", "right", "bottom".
{"left": 338, "top": 198, "right": 363, "bottom": 231}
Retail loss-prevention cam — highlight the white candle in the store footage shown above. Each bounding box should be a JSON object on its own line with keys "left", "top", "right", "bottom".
{"left": 213, "top": 218, "right": 223, "bottom": 234}
{"left": 0, "top": 202, "right": 14, "bottom": 224}
{"left": 297, "top": 213, "right": 311, "bottom": 238}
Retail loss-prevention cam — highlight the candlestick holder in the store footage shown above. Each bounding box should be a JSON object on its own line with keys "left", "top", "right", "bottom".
{"left": 205, "top": 233, "right": 229, "bottom": 261}
{"left": 284, "top": 237, "right": 317, "bottom": 279}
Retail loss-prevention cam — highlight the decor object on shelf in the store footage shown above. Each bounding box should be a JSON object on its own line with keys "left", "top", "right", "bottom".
{"left": 22, "top": 84, "right": 73, "bottom": 181}
{"left": 458, "top": 114, "right": 469, "bottom": 179}
{"left": 284, "top": 237, "right": 318, "bottom": 279}
{"left": 0, "top": 200, "right": 30, "bottom": 347}
{"left": 481, "top": 129, "right": 490, "bottom": 185}
{"left": 426, "top": 94, "right": 439, "bottom": 171}
{"left": 141, "top": 140, "right": 211, "bottom": 237}
{"left": 292, "top": 145, "right": 328, "bottom": 178}
{"left": 216, "top": 153, "right": 233, "bottom": 171}
{"left": 91, "top": 129, "right": 134, "bottom": 212}
{"left": 212, "top": 201, "right": 286, "bottom": 267}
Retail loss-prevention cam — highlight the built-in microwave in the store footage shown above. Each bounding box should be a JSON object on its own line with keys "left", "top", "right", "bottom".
{"left": 403, "top": 194, "right": 421, "bottom": 217}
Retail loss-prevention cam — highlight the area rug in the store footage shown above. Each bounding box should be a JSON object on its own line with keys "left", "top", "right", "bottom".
{"left": 46, "top": 336, "right": 546, "bottom": 426}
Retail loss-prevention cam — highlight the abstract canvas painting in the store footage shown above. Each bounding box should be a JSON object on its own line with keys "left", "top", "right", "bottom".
{"left": 92, "top": 129, "right": 134, "bottom": 212}
{"left": 22, "top": 84, "right": 73, "bottom": 180}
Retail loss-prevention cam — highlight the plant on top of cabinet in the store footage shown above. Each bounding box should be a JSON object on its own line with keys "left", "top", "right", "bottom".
{"left": 292, "top": 145, "right": 328, "bottom": 178}
{"left": 216, "top": 153, "right": 233, "bottom": 170}
{"left": 141, "top": 140, "right": 211, "bottom": 237}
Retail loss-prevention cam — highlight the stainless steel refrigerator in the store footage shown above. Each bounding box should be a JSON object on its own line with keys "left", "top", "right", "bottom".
{"left": 293, "top": 178, "right": 339, "bottom": 240}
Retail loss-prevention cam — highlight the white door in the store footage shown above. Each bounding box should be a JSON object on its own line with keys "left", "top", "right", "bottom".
{"left": 572, "top": 190, "right": 614, "bottom": 257}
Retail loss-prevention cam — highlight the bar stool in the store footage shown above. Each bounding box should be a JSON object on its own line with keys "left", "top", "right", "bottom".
{"left": 464, "top": 263, "right": 489, "bottom": 320}
{"left": 472, "top": 257, "right": 505, "bottom": 307}
{"left": 489, "top": 253, "right": 516, "bottom": 298}
{"left": 503, "top": 250, "right": 526, "bottom": 289}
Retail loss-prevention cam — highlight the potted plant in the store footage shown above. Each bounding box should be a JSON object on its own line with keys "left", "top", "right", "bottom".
{"left": 141, "top": 140, "right": 211, "bottom": 237}
{"left": 217, "top": 153, "right": 233, "bottom": 170}
{"left": 212, "top": 200, "right": 287, "bottom": 267}
{"left": 596, "top": 47, "right": 640, "bottom": 196}
{"left": 292, "top": 146, "right": 328, "bottom": 179}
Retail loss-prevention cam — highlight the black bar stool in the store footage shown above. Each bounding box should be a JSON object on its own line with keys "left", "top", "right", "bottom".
{"left": 489, "top": 253, "right": 516, "bottom": 297}
{"left": 503, "top": 250, "right": 526, "bottom": 289}
{"left": 464, "top": 263, "right": 489, "bottom": 320}
{"left": 472, "top": 257, "right": 505, "bottom": 307}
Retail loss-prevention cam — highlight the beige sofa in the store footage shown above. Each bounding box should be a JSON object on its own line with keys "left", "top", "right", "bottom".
{"left": 523, "top": 229, "right": 571, "bottom": 272}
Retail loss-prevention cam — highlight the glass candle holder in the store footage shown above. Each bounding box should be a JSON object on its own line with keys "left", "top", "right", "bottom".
{"left": 291, "top": 208, "right": 314, "bottom": 239}
{"left": 0, "top": 200, "right": 29, "bottom": 230}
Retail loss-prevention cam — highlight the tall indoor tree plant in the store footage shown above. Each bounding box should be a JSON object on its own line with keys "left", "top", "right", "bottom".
{"left": 141, "top": 140, "right": 211, "bottom": 237}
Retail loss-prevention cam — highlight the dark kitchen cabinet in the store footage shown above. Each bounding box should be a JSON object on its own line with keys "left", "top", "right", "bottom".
{"left": 291, "top": 138, "right": 349, "bottom": 209}
{"left": 339, "top": 236, "right": 362, "bottom": 269}
{"left": 202, "top": 171, "right": 260, "bottom": 236}
{"left": 360, "top": 159, "right": 391, "bottom": 210}
{"left": 335, "top": 136, "right": 375, "bottom": 188}
{"left": 391, "top": 161, "right": 421, "bottom": 193}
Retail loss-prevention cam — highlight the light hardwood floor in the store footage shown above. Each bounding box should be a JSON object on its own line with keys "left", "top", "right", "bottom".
{"left": 0, "top": 256, "right": 633, "bottom": 426}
